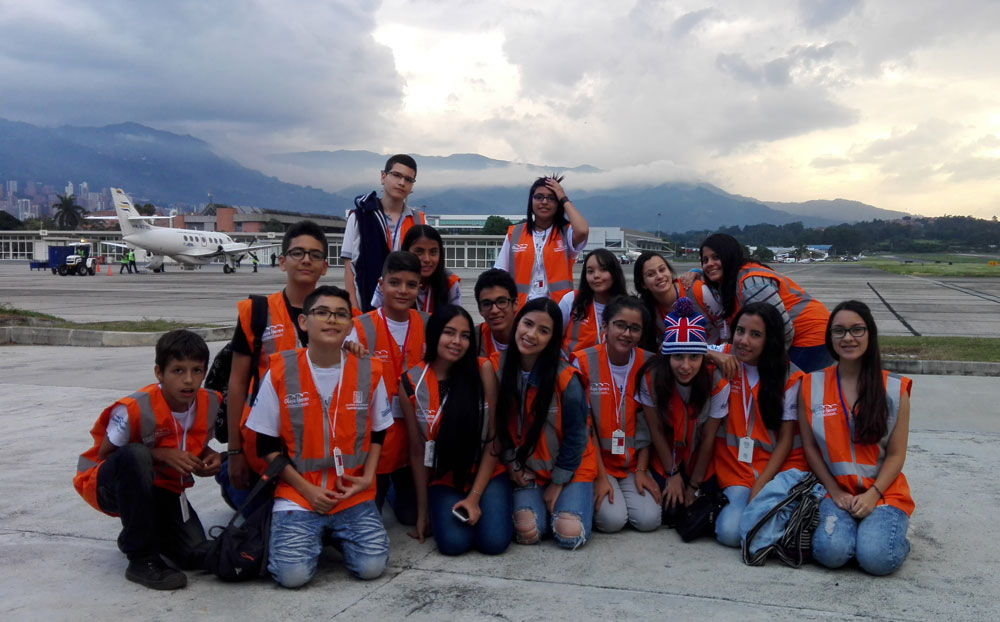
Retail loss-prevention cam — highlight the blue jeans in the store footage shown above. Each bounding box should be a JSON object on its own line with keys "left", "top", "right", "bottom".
{"left": 789, "top": 344, "right": 835, "bottom": 374}
{"left": 512, "top": 480, "right": 594, "bottom": 550}
{"left": 738, "top": 469, "right": 824, "bottom": 553}
{"left": 715, "top": 485, "right": 750, "bottom": 547}
{"left": 812, "top": 497, "right": 911, "bottom": 575}
{"left": 428, "top": 475, "right": 513, "bottom": 556}
{"left": 268, "top": 500, "right": 389, "bottom": 588}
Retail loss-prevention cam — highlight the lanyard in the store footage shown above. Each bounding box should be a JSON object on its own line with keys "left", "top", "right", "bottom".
{"left": 607, "top": 350, "right": 634, "bottom": 430}
{"left": 593, "top": 303, "right": 603, "bottom": 344}
{"left": 419, "top": 286, "right": 432, "bottom": 313}
{"left": 378, "top": 308, "right": 412, "bottom": 378}
{"left": 386, "top": 210, "right": 407, "bottom": 250}
{"left": 169, "top": 406, "right": 192, "bottom": 487}
{"left": 740, "top": 363, "right": 756, "bottom": 438}
{"left": 307, "top": 353, "right": 345, "bottom": 441}
{"left": 415, "top": 364, "right": 448, "bottom": 439}
{"left": 835, "top": 368, "right": 854, "bottom": 438}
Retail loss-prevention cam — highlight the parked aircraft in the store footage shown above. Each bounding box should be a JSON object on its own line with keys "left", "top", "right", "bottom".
{"left": 89, "top": 188, "right": 273, "bottom": 272}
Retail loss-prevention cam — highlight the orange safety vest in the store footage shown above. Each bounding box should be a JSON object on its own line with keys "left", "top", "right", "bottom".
{"left": 489, "top": 352, "right": 598, "bottom": 486}
{"left": 802, "top": 367, "right": 914, "bottom": 515}
{"left": 687, "top": 280, "right": 726, "bottom": 345}
{"left": 236, "top": 291, "right": 302, "bottom": 474}
{"left": 735, "top": 263, "right": 829, "bottom": 348}
{"left": 505, "top": 223, "right": 574, "bottom": 307}
{"left": 573, "top": 345, "right": 653, "bottom": 478}
{"left": 74, "top": 385, "right": 219, "bottom": 514}
{"left": 269, "top": 349, "right": 383, "bottom": 514}
{"left": 386, "top": 209, "right": 426, "bottom": 250}
{"left": 405, "top": 361, "right": 503, "bottom": 489}
{"left": 714, "top": 360, "right": 807, "bottom": 489}
{"left": 352, "top": 308, "right": 429, "bottom": 474}
{"left": 563, "top": 297, "right": 603, "bottom": 355}
{"left": 650, "top": 366, "right": 728, "bottom": 479}
{"left": 477, "top": 322, "right": 506, "bottom": 359}
{"left": 416, "top": 271, "right": 461, "bottom": 314}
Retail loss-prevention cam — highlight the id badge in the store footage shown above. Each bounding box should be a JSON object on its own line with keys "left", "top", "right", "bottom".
{"left": 424, "top": 440, "right": 436, "bottom": 467}
{"left": 179, "top": 490, "right": 191, "bottom": 523}
{"left": 391, "top": 395, "right": 403, "bottom": 418}
{"left": 738, "top": 436, "right": 754, "bottom": 463}
{"left": 333, "top": 446, "right": 345, "bottom": 476}
{"left": 611, "top": 429, "right": 626, "bottom": 455}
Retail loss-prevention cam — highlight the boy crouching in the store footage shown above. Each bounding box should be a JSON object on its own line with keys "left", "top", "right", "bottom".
{"left": 246, "top": 285, "right": 392, "bottom": 587}
{"left": 74, "top": 330, "right": 221, "bottom": 590}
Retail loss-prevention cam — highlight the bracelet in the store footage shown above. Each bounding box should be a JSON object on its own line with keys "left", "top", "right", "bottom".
{"left": 634, "top": 468, "right": 648, "bottom": 472}
{"left": 227, "top": 448, "right": 243, "bottom": 456}
{"left": 687, "top": 482, "right": 700, "bottom": 490}
{"left": 469, "top": 489, "right": 483, "bottom": 497}
{"left": 871, "top": 482, "right": 885, "bottom": 500}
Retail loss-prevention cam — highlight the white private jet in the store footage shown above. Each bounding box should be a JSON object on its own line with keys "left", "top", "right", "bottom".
{"left": 90, "top": 188, "right": 273, "bottom": 272}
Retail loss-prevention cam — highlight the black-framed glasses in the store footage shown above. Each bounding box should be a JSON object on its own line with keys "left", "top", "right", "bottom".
{"left": 284, "top": 248, "right": 326, "bottom": 261}
{"left": 478, "top": 296, "right": 513, "bottom": 312}
{"left": 611, "top": 319, "right": 643, "bottom": 335}
{"left": 308, "top": 308, "right": 353, "bottom": 323}
{"left": 830, "top": 325, "right": 867, "bottom": 339}
{"left": 532, "top": 193, "right": 557, "bottom": 203}
{"left": 385, "top": 170, "right": 416, "bottom": 184}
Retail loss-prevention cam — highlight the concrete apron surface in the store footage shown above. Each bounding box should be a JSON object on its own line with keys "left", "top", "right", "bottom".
{"left": 1, "top": 342, "right": 998, "bottom": 621}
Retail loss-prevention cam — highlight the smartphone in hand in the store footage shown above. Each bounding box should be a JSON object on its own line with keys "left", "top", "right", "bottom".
{"left": 452, "top": 506, "right": 470, "bottom": 523}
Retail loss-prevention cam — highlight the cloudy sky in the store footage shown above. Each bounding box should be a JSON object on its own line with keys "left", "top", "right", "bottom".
{"left": 1, "top": 0, "right": 998, "bottom": 217}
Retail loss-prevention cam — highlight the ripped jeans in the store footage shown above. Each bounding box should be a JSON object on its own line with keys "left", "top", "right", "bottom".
{"left": 812, "top": 497, "right": 911, "bottom": 576}
{"left": 512, "top": 480, "right": 594, "bottom": 550}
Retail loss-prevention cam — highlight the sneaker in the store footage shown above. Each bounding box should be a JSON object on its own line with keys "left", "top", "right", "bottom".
{"left": 125, "top": 556, "right": 188, "bottom": 590}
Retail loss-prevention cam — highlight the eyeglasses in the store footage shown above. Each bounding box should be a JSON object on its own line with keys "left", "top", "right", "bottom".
{"left": 385, "top": 170, "right": 416, "bottom": 185}
{"left": 610, "top": 319, "right": 643, "bottom": 335}
{"left": 830, "top": 325, "right": 867, "bottom": 339}
{"left": 532, "top": 193, "right": 558, "bottom": 203}
{"left": 478, "top": 296, "right": 513, "bottom": 312}
{"left": 285, "top": 248, "right": 326, "bottom": 261}
{"left": 308, "top": 308, "right": 353, "bottom": 323}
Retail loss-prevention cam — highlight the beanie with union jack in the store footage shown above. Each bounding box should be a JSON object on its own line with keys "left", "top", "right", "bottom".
{"left": 660, "top": 297, "right": 708, "bottom": 355}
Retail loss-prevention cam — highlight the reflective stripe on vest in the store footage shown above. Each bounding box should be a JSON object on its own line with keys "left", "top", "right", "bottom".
{"left": 507, "top": 223, "right": 574, "bottom": 300}
{"left": 279, "top": 349, "right": 372, "bottom": 473}
{"left": 808, "top": 370, "right": 902, "bottom": 487}
{"left": 494, "top": 352, "right": 568, "bottom": 474}
{"left": 565, "top": 302, "right": 599, "bottom": 354}
{"left": 583, "top": 348, "right": 637, "bottom": 456}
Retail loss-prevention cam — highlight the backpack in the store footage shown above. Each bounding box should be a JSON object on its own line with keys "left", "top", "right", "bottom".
{"left": 742, "top": 472, "right": 823, "bottom": 568}
{"left": 204, "top": 454, "right": 290, "bottom": 581}
{"left": 206, "top": 294, "right": 269, "bottom": 443}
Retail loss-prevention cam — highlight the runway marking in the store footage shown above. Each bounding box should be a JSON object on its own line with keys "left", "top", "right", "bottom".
{"left": 867, "top": 282, "right": 921, "bottom": 336}
{"left": 906, "top": 275, "right": 1000, "bottom": 304}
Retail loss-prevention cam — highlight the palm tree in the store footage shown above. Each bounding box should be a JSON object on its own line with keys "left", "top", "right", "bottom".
{"left": 52, "top": 194, "right": 86, "bottom": 230}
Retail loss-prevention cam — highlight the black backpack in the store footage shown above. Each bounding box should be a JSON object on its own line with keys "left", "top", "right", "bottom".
{"left": 206, "top": 294, "right": 269, "bottom": 443}
{"left": 204, "top": 455, "right": 290, "bottom": 581}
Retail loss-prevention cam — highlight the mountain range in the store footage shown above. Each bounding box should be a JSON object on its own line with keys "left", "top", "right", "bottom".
{"left": 0, "top": 118, "right": 911, "bottom": 231}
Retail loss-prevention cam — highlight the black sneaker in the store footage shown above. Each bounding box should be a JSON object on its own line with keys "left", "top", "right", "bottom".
{"left": 126, "top": 556, "right": 188, "bottom": 590}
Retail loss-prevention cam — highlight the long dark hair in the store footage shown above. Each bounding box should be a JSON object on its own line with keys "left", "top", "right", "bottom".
{"left": 633, "top": 251, "right": 676, "bottom": 351}
{"left": 638, "top": 352, "right": 712, "bottom": 427}
{"left": 495, "top": 297, "right": 565, "bottom": 468}
{"left": 826, "top": 300, "right": 888, "bottom": 445}
{"left": 422, "top": 305, "right": 484, "bottom": 490}
{"left": 526, "top": 175, "right": 568, "bottom": 232}
{"left": 733, "top": 302, "right": 788, "bottom": 431}
{"left": 572, "top": 248, "right": 628, "bottom": 321}
{"left": 402, "top": 225, "right": 450, "bottom": 311}
{"left": 700, "top": 233, "right": 758, "bottom": 319}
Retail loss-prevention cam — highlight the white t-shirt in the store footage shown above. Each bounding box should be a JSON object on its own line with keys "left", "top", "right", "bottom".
{"left": 246, "top": 353, "right": 393, "bottom": 513}
{"left": 738, "top": 363, "right": 798, "bottom": 422}
{"left": 558, "top": 291, "right": 606, "bottom": 334}
{"left": 493, "top": 224, "right": 587, "bottom": 301}
{"left": 340, "top": 204, "right": 422, "bottom": 260}
{"left": 106, "top": 388, "right": 195, "bottom": 447}
{"left": 637, "top": 373, "right": 730, "bottom": 420}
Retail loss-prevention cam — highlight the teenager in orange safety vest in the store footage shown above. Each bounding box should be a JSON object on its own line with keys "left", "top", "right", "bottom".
{"left": 633, "top": 252, "right": 695, "bottom": 352}
{"left": 223, "top": 221, "right": 328, "bottom": 508}
{"left": 491, "top": 297, "right": 598, "bottom": 550}
{"left": 371, "top": 225, "right": 461, "bottom": 313}
{"left": 346, "top": 251, "right": 428, "bottom": 526}
{"left": 493, "top": 175, "right": 589, "bottom": 307}
{"left": 798, "top": 300, "right": 913, "bottom": 575}
{"left": 475, "top": 268, "right": 518, "bottom": 359}
{"left": 342, "top": 154, "right": 426, "bottom": 313}
{"left": 638, "top": 298, "right": 731, "bottom": 530}
{"left": 698, "top": 233, "right": 832, "bottom": 373}
{"left": 74, "top": 330, "right": 221, "bottom": 591}
{"left": 571, "top": 295, "right": 661, "bottom": 533}
{"left": 712, "top": 302, "right": 807, "bottom": 548}
{"left": 245, "top": 285, "right": 393, "bottom": 587}
{"left": 560, "top": 248, "right": 629, "bottom": 355}
{"left": 398, "top": 305, "right": 514, "bottom": 556}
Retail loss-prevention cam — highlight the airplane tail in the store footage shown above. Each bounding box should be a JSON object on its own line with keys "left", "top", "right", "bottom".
{"left": 110, "top": 188, "right": 146, "bottom": 236}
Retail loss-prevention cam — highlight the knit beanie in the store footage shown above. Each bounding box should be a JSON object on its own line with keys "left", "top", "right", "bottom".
{"left": 660, "top": 297, "right": 709, "bottom": 355}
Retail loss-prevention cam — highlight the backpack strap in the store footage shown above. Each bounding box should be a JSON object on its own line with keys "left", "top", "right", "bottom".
{"left": 227, "top": 454, "right": 290, "bottom": 529}
{"left": 247, "top": 294, "right": 269, "bottom": 407}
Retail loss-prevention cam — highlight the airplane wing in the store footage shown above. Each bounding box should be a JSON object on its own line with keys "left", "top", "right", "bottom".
{"left": 86, "top": 215, "right": 172, "bottom": 221}
{"left": 173, "top": 242, "right": 274, "bottom": 260}
{"left": 222, "top": 242, "right": 275, "bottom": 253}
{"left": 99, "top": 240, "right": 130, "bottom": 250}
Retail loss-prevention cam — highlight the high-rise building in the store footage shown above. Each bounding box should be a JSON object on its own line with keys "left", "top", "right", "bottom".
{"left": 6, "top": 180, "right": 17, "bottom": 196}
{"left": 65, "top": 181, "right": 74, "bottom": 197}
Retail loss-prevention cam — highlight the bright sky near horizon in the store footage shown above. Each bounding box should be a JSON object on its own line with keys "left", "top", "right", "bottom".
{"left": 0, "top": 0, "right": 998, "bottom": 218}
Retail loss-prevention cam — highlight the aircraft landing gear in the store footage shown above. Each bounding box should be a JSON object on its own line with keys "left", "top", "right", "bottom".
{"left": 223, "top": 264, "right": 234, "bottom": 274}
